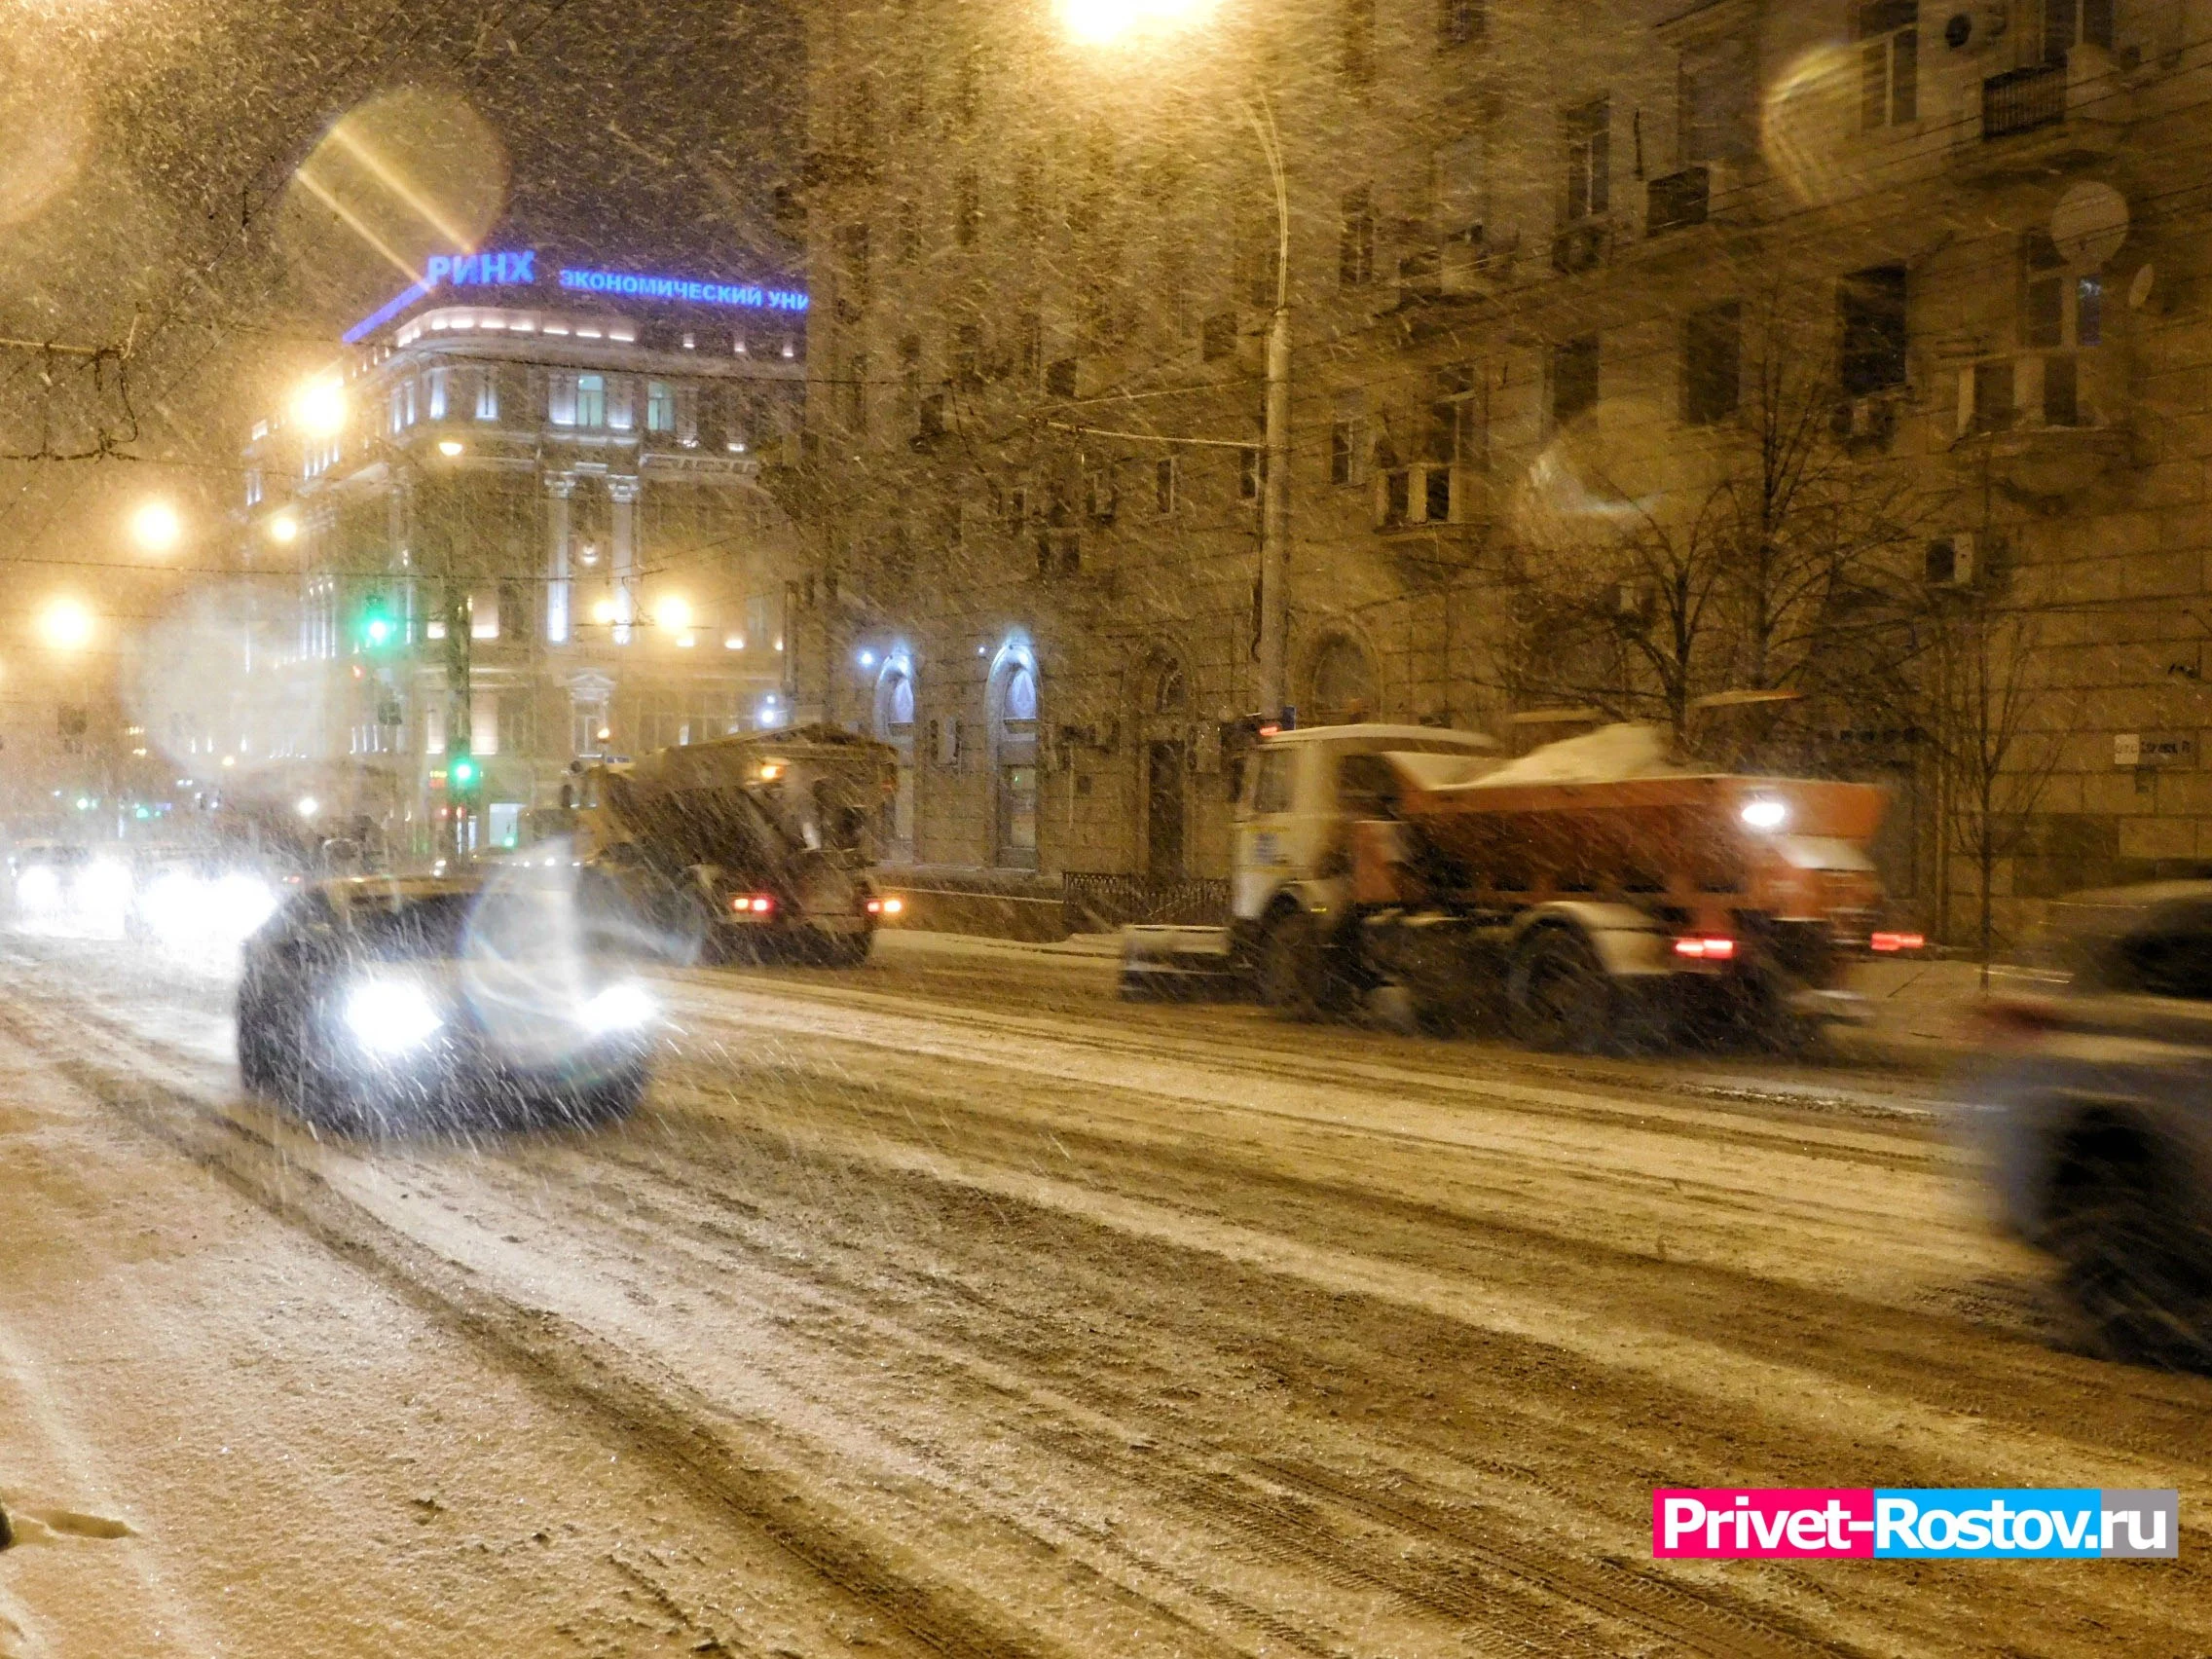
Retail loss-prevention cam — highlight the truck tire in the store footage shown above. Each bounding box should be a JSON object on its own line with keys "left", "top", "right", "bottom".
{"left": 1259, "top": 908, "right": 1353, "bottom": 1021}
{"left": 1507, "top": 929, "right": 1613, "bottom": 1053}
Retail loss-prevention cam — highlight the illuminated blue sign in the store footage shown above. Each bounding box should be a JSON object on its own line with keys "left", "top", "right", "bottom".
{"left": 342, "top": 248, "right": 806, "bottom": 343}
{"left": 557, "top": 267, "right": 807, "bottom": 312}
{"left": 427, "top": 250, "right": 536, "bottom": 286}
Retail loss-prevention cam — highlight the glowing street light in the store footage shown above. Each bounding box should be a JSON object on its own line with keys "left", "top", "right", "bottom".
{"left": 267, "top": 509, "right": 300, "bottom": 544}
{"left": 290, "top": 377, "right": 347, "bottom": 438}
{"left": 297, "top": 796, "right": 320, "bottom": 820}
{"left": 37, "top": 597, "right": 92, "bottom": 650}
{"left": 436, "top": 439, "right": 464, "bottom": 457}
{"left": 129, "top": 499, "right": 182, "bottom": 554}
{"left": 653, "top": 595, "right": 691, "bottom": 633}
{"left": 1060, "top": 0, "right": 1209, "bottom": 45}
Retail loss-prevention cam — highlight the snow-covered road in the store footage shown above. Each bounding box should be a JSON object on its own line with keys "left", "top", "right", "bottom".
{"left": 0, "top": 929, "right": 2207, "bottom": 1656}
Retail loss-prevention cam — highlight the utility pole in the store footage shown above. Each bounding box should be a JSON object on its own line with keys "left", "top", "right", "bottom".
{"left": 1247, "top": 94, "right": 1293, "bottom": 724}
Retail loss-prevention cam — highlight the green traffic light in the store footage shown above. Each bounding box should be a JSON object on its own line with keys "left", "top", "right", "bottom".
{"left": 449, "top": 755, "right": 478, "bottom": 788}
{"left": 365, "top": 615, "right": 393, "bottom": 647}
{"left": 359, "top": 593, "right": 397, "bottom": 650}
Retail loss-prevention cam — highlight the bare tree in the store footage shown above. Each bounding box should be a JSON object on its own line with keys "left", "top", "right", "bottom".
{"left": 1929, "top": 603, "right": 2072, "bottom": 986}
{"left": 1493, "top": 288, "right": 1930, "bottom": 757}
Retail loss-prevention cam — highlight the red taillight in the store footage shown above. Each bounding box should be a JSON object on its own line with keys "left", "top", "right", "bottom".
{"left": 866, "top": 899, "right": 882, "bottom": 913}
{"left": 1871, "top": 931, "right": 1927, "bottom": 953}
{"left": 730, "top": 894, "right": 775, "bottom": 915}
{"left": 1673, "top": 936, "right": 1736, "bottom": 961}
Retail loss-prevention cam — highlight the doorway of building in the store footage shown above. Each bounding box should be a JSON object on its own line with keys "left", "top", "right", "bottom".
{"left": 1145, "top": 741, "right": 1186, "bottom": 878}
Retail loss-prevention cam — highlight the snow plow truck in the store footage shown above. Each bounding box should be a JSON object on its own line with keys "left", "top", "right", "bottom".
{"left": 1122, "top": 720, "right": 1910, "bottom": 1050}
{"left": 564, "top": 724, "right": 898, "bottom": 966}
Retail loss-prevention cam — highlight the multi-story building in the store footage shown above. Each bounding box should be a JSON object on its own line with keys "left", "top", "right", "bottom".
{"left": 238, "top": 248, "right": 809, "bottom": 857}
{"left": 794, "top": 0, "right": 2212, "bottom": 942}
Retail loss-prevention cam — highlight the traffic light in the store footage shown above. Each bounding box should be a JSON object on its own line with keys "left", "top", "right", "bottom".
{"left": 358, "top": 592, "right": 397, "bottom": 651}
{"left": 448, "top": 752, "right": 480, "bottom": 793}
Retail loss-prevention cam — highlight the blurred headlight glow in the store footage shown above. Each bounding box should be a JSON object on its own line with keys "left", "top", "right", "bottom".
{"left": 1740, "top": 798, "right": 1789, "bottom": 831}
{"left": 18, "top": 866, "right": 61, "bottom": 912}
{"left": 76, "top": 859, "right": 134, "bottom": 914}
{"left": 581, "top": 981, "right": 656, "bottom": 1034}
{"left": 343, "top": 978, "right": 443, "bottom": 1056}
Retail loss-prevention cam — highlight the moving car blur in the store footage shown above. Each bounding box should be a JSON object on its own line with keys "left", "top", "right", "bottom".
{"left": 1961, "top": 882, "right": 2212, "bottom": 1369}
{"left": 235, "top": 866, "right": 657, "bottom": 1135}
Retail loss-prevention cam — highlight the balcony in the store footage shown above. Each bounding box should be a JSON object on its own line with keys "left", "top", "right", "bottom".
{"left": 1982, "top": 61, "right": 2067, "bottom": 139}
{"left": 1645, "top": 166, "right": 1710, "bottom": 237}
{"left": 1958, "top": 49, "right": 2128, "bottom": 183}
{"left": 1374, "top": 462, "right": 1484, "bottom": 534}
{"left": 1949, "top": 350, "right": 2128, "bottom": 498}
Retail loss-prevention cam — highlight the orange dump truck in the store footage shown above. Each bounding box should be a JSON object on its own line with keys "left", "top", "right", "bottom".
{"left": 1344, "top": 724, "right": 1903, "bottom": 1049}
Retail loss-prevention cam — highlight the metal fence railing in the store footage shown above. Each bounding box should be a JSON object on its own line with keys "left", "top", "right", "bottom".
{"left": 1063, "top": 873, "right": 1231, "bottom": 931}
{"left": 1983, "top": 61, "right": 2067, "bottom": 140}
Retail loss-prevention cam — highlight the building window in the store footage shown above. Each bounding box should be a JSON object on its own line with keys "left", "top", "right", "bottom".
{"left": 1432, "top": 132, "right": 1486, "bottom": 246}
{"left": 841, "top": 351, "right": 868, "bottom": 432}
{"left": 2039, "top": 0, "right": 2110, "bottom": 61}
{"left": 1156, "top": 456, "right": 1178, "bottom": 513}
{"left": 1332, "top": 390, "right": 1366, "bottom": 485}
{"left": 575, "top": 373, "right": 607, "bottom": 428}
{"left": 955, "top": 169, "right": 981, "bottom": 247}
{"left": 1424, "top": 364, "right": 1480, "bottom": 469}
{"left": 645, "top": 381, "right": 676, "bottom": 432}
{"left": 1859, "top": 1, "right": 1918, "bottom": 131}
{"left": 1564, "top": 99, "right": 1611, "bottom": 221}
{"left": 244, "top": 468, "right": 262, "bottom": 507}
{"left": 1339, "top": 185, "right": 1376, "bottom": 287}
{"left": 1342, "top": 0, "right": 1375, "bottom": 84}
{"left": 1201, "top": 312, "right": 1236, "bottom": 361}
{"left": 1683, "top": 302, "right": 1742, "bottom": 424}
{"left": 1014, "top": 310, "right": 1042, "bottom": 383}
{"left": 2024, "top": 233, "right": 2102, "bottom": 349}
{"left": 835, "top": 222, "right": 871, "bottom": 312}
{"left": 1552, "top": 335, "right": 1601, "bottom": 425}
{"left": 994, "top": 660, "right": 1040, "bottom": 869}
{"left": 1680, "top": 37, "right": 1756, "bottom": 163}
{"left": 1839, "top": 263, "right": 1909, "bottom": 396}
{"left": 1045, "top": 356, "right": 1078, "bottom": 398}
{"left": 1439, "top": 0, "right": 1483, "bottom": 48}
{"left": 475, "top": 372, "right": 498, "bottom": 421}
{"left": 953, "top": 322, "right": 983, "bottom": 387}
{"left": 427, "top": 368, "right": 448, "bottom": 420}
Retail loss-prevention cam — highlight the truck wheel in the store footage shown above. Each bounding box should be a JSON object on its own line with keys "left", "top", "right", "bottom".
{"left": 1260, "top": 909, "right": 1337, "bottom": 1021}
{"left": 1507, "top": 930, "right": 1612, "bottom": 1053}
{"left": 2046, "top": 1126, "right": 2212, "bottom": 1370}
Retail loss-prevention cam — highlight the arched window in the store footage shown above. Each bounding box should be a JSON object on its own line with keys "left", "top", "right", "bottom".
{"left": 1154, "top": 662, "right": 1187, "bottom": 714}
{"left": 1309, "top": 635, "right": 1378, "bottom": 723}
{"left": 890, "top": 674, "right": 915, "bottom": 725}
{"left": 991, "top": 655, "right": 1040, "bottom": 869}
{"left": 874, "top": 665, "right": 918, "bottom": 863}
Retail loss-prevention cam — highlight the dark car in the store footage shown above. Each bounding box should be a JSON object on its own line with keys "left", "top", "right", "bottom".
{"left": 1961, "top": 882, "right": 2212, "bottom": 1367}
{"left": 237, "top": 870, "right": 657, "bottom": 1133}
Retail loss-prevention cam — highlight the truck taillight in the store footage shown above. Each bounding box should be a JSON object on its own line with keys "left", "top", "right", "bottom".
{"left": 1870, "top": 932, "right": 1926, "bottom": 953}
{"left": 1673, "top": 936, "right": 1736, "bottom": 961}
{"left": 732, "top": 894, "right": 774, "bottom": 915}
{"left": 865, "top": 897, "right": 904, "bottom": 917}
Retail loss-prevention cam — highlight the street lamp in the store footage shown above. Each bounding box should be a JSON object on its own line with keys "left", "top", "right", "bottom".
{"left": 267, "top": 509, "right": 300, "bottom": 545}
{"left": 1063, "top": 11, "right": 1292, "bottom": 719}
{"left": 129, "top": 499, "right": 182, "bottom": 555}
{"left": 37, "top": 597, "right": 92, "bottom": 650}
{"left": 1060, "top": 0, "right": 1212, "bottom": 45}
{"left": 290, "top": 377, "right": 347, "bottom": 439}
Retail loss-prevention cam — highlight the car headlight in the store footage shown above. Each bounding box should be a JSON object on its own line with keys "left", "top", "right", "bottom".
{"left": 76, "top": 860, "right": 134, "bottom": 913}
{"left": 1739, "top": 797, "right": 1789, "bottom": 831}
{"left": 213, "top": 873, "right": 279, "bottom": 938}
{"left": 580, "top": 981, "right": 656, "bottom": 1035}
{"left": 17, "top": 866, "right": 61, "bottom": 911}
{"left": 343, "top": 978, "right": 444, "bottom": 1057}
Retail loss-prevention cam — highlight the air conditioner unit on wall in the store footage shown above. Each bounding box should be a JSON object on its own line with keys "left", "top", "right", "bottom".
{"left": 1940, "top": 4, "right": 2009, "bottom": 53}
{"left": 1926, "top": 533, "right": 1977, "bottom": 587}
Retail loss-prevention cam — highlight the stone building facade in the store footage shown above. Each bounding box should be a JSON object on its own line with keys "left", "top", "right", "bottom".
{"left": 795, "top": 0, "right": 2212, "bottom": 941}
{"left": 238, "top": 261, "right": 808, "bottom": 857}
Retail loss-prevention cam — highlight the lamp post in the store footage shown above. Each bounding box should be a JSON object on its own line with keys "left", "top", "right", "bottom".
{"left": 1061, "top": 2, "right": 1293, "bottom": 720}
